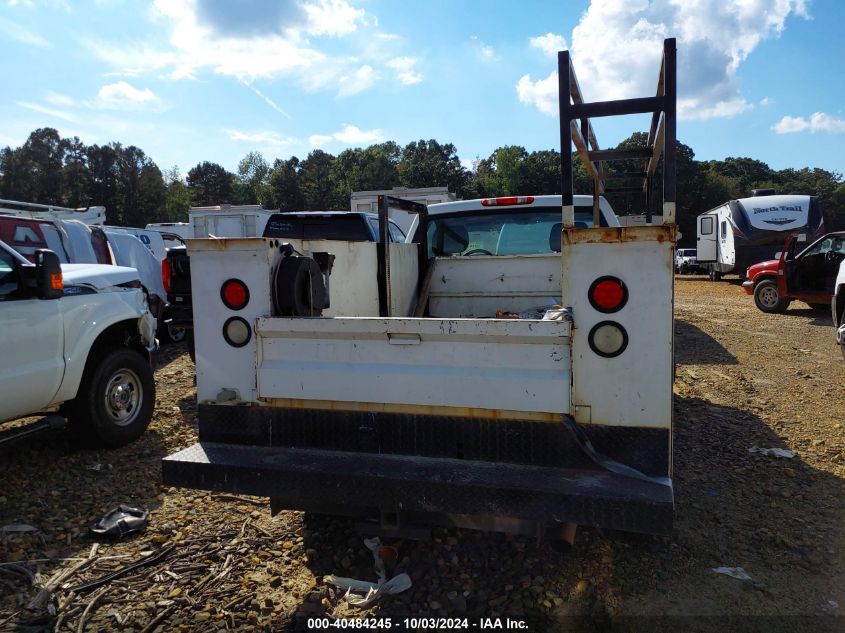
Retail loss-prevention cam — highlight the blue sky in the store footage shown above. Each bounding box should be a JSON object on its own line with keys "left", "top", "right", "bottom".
{"left": 1, "top": 0, "right": 843, "bottom": 178}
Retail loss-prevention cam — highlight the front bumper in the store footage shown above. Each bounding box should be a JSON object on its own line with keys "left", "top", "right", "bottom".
{"left": 163, "top": 443, "right": 673, "bottom": 535}
{"left": 742, "top": 280, "right": 754, "bottom": 295}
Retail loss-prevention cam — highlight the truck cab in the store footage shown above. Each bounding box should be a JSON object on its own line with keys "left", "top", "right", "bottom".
{"left": 0, "top": 240, "right": 157, "bottom": 446}
{"left": 743, "top": 231, "right": 845, "bottom": 313}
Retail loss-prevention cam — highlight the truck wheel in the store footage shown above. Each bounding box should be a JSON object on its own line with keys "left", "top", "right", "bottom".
{"left": 160, "top": 323, "right": 188, "bottom": 344}
{"left": 66, "top": 348, "right": 155, "bottom": 447}
{"left": 753, "top": 279, "right": 789, "bottom": 314}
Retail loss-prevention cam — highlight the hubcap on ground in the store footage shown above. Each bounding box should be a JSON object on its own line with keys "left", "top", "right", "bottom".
{"left": 104, "top": 369, "right": 142, "bottom": 426}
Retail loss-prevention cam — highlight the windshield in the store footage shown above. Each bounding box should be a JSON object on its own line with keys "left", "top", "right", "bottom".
{"left": 426, "top": 206, "right": 606, "bottom": 257}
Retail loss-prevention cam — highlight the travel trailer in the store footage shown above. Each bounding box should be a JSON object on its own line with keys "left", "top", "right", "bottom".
{"left": 696, "top": 193, "right": 824, "bottom": 279}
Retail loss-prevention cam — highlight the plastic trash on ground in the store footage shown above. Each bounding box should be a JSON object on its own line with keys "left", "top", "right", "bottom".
{"left": 325, "top": 537, "right": 412, "bottom": 608}
{"left": 712, "top": 566, "right": 752, "bottom": 581}
{"left": 747, "top": 446, "right": 796, "bottom": 459}
{"left": 89, "top": 505, "right": 148, "bottom": 540}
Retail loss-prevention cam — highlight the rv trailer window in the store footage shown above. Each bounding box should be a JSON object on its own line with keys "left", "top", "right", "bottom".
{"left": 721, "top": 221, "right": 727, "bottom": 239}
{"left": 700, "top": 217, "right": 713, "bottom": 235}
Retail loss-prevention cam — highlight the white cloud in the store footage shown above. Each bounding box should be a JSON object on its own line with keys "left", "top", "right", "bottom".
{"left": 516, "top": 72, "right": 558, "bottom": 116}
{"left": 226, "top": 129, "right": 298, "bottom": 147}
{"left": 337, "top": 65, "right": 378, "bottom": 97}
{"left": 529, "top": 32, "right": 567, "bottom": 57}
{"left": 44, "top": 90, "right": 76, "bottom": 106}
{"left": 308, "top": 124, "right": 385, "bottom": 147}
{"left": 386, "top": 56, "right": 422, "bottom": 85}
{"left": 760, "top": 97, "right": 771, "bottom": 106}
{"left": 516, "top": 0, "right": 809, "bottom": 120}
{"left": 772, "top": 112, "right": 845, "bottom": 134}
{"left": 16, "top": 101, "right": 78, "bottom": 122}
{"left": 470, "top": 35, "right": 498, "bottom": 62}
{"left": 0, "top": 17, "right": 51, "bottom": 47}
{"left": 303, "top": 0, "right": 366, "bottom": 36}
{"left": 84, "top": 0, "right": 407, "bottom": 100}
{"left": 97, "top": 81, "right": 159, "bottom": 108}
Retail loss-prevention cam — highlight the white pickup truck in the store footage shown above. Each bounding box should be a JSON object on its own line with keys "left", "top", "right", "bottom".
{"left": 163, "top": 38, "right": 678, "bottom": 540}
{"left": 0, "top": 240, "right": 157, "bottom": 447}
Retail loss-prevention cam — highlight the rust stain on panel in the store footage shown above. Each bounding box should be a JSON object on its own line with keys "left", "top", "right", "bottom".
{"left": 562, "top": 225, "right": 677, "bottom": 246}
{"left": 257, "top": 397, "right": 563, "bottom": 423}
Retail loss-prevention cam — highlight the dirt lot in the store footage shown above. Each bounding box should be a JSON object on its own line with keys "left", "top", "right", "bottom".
{"left": 1, "top": 277, "right": 844, "bottom": 632}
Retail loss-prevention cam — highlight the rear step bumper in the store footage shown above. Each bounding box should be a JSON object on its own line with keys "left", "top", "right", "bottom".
{"left": 162, "top": 443, "right": 673, "bottom": 535}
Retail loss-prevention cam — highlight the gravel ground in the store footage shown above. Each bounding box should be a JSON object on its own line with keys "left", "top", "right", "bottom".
{"left": 1, "top": 277, "right": 844, "bottom": 632}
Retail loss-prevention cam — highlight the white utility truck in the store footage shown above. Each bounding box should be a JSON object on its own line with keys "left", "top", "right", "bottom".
{"left": 164, "top": 39, "right": 678, "bottom": 539}
{"left": 0, "top": 241, "right": 157, "bottom": 446}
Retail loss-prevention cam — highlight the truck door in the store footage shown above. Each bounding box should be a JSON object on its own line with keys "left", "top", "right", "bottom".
{"left": 788, "top": 236, "right": 845, "bottom": 296}
{"left": 697, "top": 214, "right": 717, "bottom": 262}
{"left": 0, "top": 248, "right": 64, "bottom": 421}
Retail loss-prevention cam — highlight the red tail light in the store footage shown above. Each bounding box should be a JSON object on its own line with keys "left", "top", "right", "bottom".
{"left": 588, "top": 276, "right": 627, "bottom": 313}
{"left": 162, "top": 258, "right": 171, "bottom": 294}
{"left": 221, "top": 278, "right": 250, "bottom": 311}
{"left": 481, "top": 196, "right": 535, "bottom": 207}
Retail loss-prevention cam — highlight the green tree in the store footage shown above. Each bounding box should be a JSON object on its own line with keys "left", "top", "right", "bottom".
{"left": 264, "top": 157, "right": 304, "bottom": 210}
{"left": 397, "top": 140, "right": 468, "bottom": 195}
{"left": 299, "top": 150, "right": 339, "bottom": 209}
{"left": 187, "top": 161, "right": 237, "bottom": 206}
{"left": 236, "top": 151, "right": 270, "bottom": 204}
{"left": 160, "top": 166, "right": 191, "bottom": 222}
{"left": 87, "top": 144, "right": 121, "bottom": 223}
{"left": 61, "top": 136, "right": 90, "bottom": 208}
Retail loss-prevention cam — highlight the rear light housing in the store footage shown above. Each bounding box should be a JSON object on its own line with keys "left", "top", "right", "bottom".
{"left": 588, "top": 321, "right": 628, "bottom": 358}
{"left": 481, "top": 196, "right": 535, "bottom": 207}
{"left": 220, "top": 278, "right": 249, "bottom": 311}
{"left": 223, "top": 316, "right": 251, "bottom": 347}
{"left": 588, "top": 276, "right": 628, "bottom": 313}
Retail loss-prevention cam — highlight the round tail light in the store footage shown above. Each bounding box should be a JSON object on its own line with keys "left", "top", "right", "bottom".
{"left": 588, "top": 321, "right": 628, "bottom": 358}
{"left": 223, "top": 316, "right": 251, "bottom": 347}
{"left": 588, "top": 276, "right": 627, "bottom": 313}
{"left": 221, "top": 278, "right": 249, "bottom": 310}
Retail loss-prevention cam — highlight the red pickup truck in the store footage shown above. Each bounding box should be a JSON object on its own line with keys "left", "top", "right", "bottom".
{"left": 743, "top": 231, "right": 845, "bottom": 313}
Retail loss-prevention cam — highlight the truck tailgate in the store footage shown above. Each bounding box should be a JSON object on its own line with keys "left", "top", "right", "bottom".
{"left": 255, "top": 317, "right": 571, "bottom": 420}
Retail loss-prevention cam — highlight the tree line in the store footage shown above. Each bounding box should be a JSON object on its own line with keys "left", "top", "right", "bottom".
{"left": 1, "top": 127, "right": 843, "bottom": 245}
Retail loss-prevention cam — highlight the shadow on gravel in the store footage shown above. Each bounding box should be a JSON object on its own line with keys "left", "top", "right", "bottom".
{"left": 780, "top": 306, "right": 835, "bottom": 327}
{"left": 154, "top": 340, "right": 189, "bottom": 371}
{"left": 675, "top": 319, "right": 738, "bottom": 365}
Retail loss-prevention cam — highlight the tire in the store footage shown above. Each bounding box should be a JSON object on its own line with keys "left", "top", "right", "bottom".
{"left": 753, "top": 279, "right": 790, "bottom": 314}
{"left": 708, "top": 268, "right": 722, "bottom": 281}
{"left": 65, "top": 348, "right": 155, "bottom": 447}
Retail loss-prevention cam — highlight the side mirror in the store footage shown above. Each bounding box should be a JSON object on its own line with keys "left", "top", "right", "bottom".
{"left": 35, "top": 249, "right": 63, "bottom": 299}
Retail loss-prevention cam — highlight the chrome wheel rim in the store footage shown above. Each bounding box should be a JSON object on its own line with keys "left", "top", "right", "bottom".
{"left": 104, "top": 369, "right": 142, "bottom": 427}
